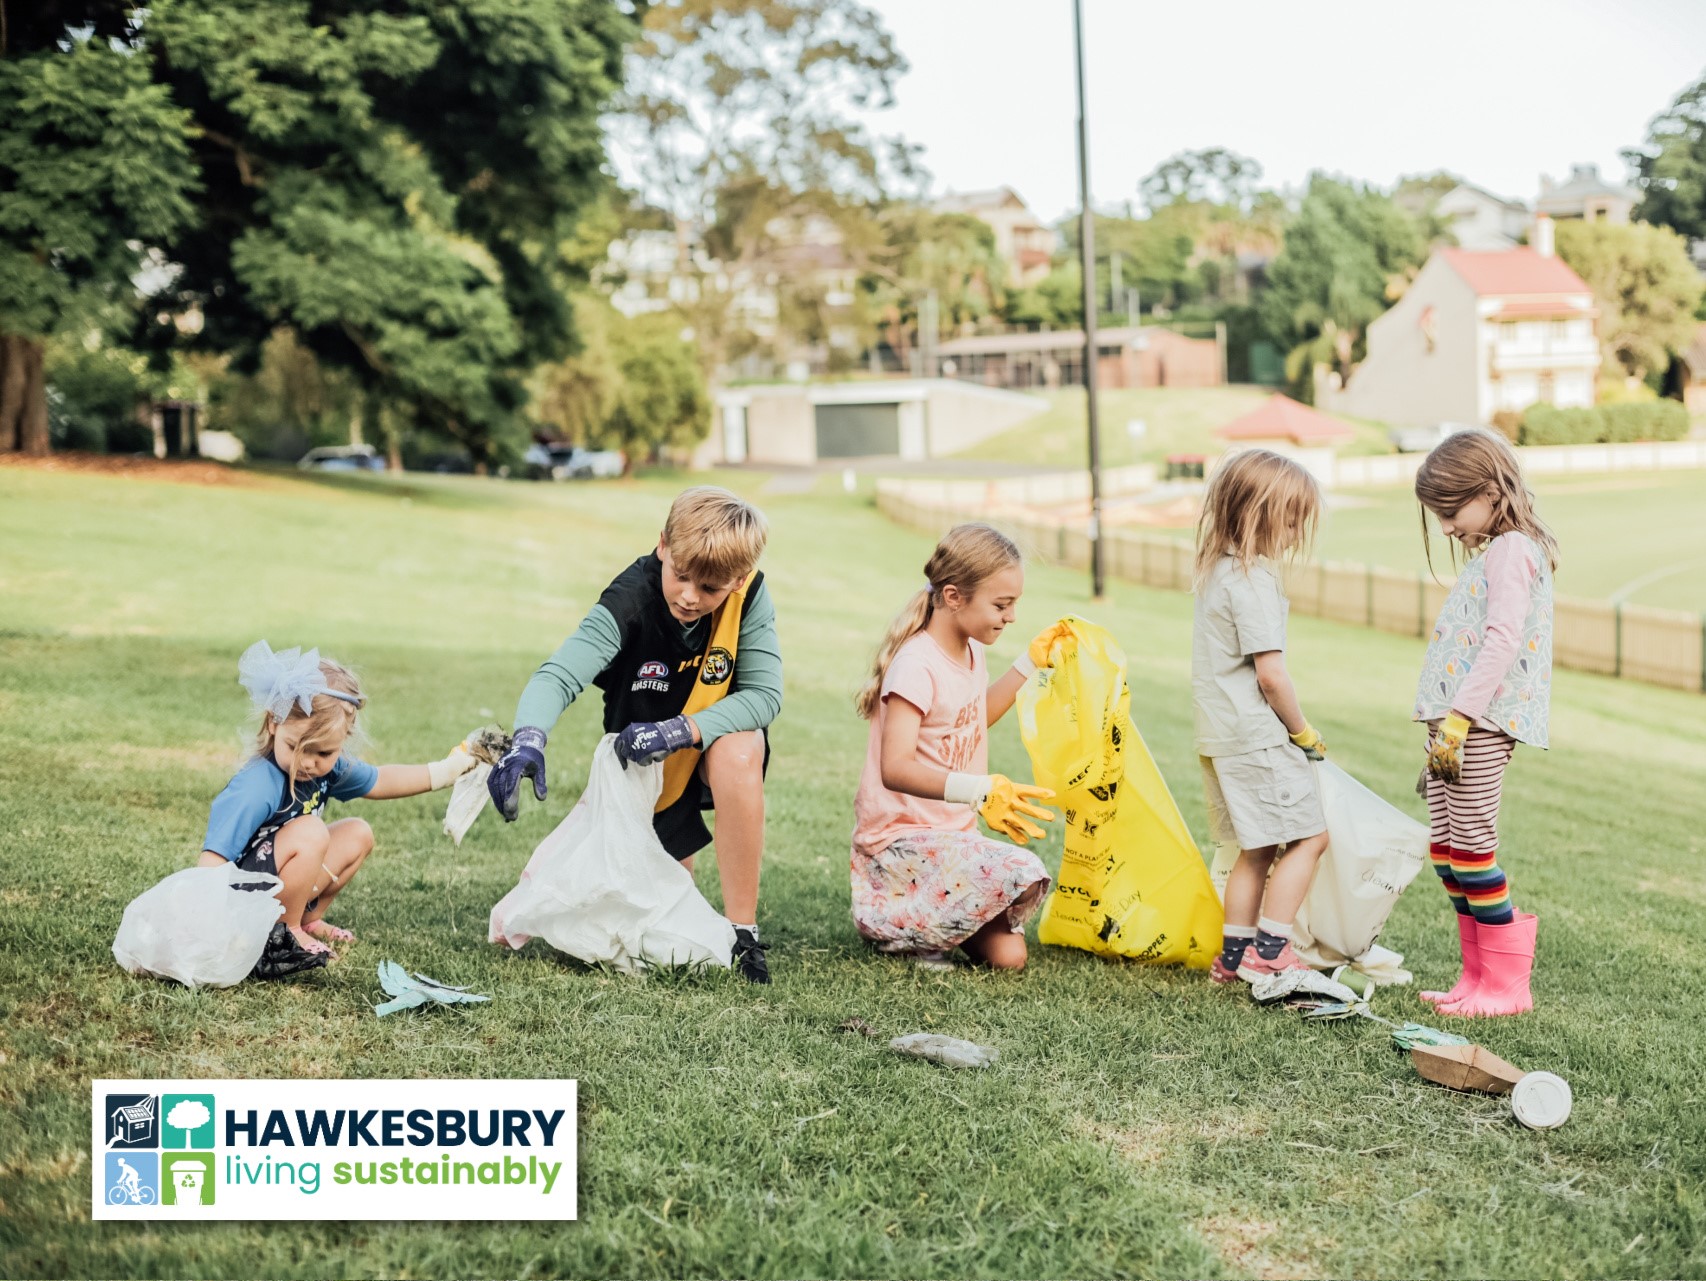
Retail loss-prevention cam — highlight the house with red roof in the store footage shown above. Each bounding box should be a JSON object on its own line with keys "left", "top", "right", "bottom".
{"left": 1328, "top": 216, "right": 1599, "bottom": 428}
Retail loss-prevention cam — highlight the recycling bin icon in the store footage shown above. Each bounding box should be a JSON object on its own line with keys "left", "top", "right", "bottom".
{"left": 164, "top": 1158, "right": 209, "bottom": 1209}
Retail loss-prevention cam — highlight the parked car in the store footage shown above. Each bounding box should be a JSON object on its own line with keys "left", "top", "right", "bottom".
{"left": 297, "top": 444, "right": 387, "bottom": 472}
{"left": 1389, "top": 422, "right": 1474, "bottom": 453}
{"left": 523, "top": 443, "right": 625, "bottom": 480}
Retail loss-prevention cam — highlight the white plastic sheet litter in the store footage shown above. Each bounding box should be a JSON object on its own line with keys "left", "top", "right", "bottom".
{"left": 112, "top": 864, "right": 284, "bottom": 988}
{"left": 1210, "top": 760, "right": 1427, "bottom": 983}
{"left": 488, "top": 735, "right": 735, "bottom": 973}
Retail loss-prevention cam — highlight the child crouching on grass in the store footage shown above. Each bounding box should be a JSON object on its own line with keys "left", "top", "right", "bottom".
{"left": 849, "top": 523, "right": 1065, "bottom": 970}
{"left": 197, "top": 641, "right": 478, "bottom": 964}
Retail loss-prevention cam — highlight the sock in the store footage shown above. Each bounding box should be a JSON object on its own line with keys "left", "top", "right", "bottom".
{"left": 1430, "top": 843, "right": 1472, "bottom": 916}
{"left": 1218, "top": 924, "right": 1256, "bottom": 969}
{"left": 1253, "top": 917, "right": 1292, "bottom": 961}
{"left": 1448, "top": 849, "right": 1514, "bottom": 925}
{"left": 731, "top": 922, "right": 760, "bottom": 941}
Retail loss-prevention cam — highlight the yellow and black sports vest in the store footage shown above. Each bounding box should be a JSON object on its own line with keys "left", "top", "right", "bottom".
{"left": 591, "top": 553, "right": 761, "bottom": 812}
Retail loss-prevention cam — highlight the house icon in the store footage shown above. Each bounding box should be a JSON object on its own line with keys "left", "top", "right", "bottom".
{"left": 107, "top": 1096, "right": 158, "bottom": 1147}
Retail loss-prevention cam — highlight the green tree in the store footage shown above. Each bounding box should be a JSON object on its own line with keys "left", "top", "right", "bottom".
{"left": 1260, "top": 174, "right": 1428, "bottom": 394}
{"left": 0, "top": 11, "right": 199, "bottom": 453}
{"left": 1625, "top": 71, "right": 1706, "bottom": 242}
{"left": 139, "top": 0, "right": 632, "bottom": 468}
{"left": 612, "top": 0, "right": 912, "bottom": 374}
{"left": 860, "top": 207, "right": 1005, "bottom": 366}
{"left": 1139, "top": 147, "right": 1264, "bottom": 213}
{"left": 1554, "top": 219, "right": 1703, "bottom": 382}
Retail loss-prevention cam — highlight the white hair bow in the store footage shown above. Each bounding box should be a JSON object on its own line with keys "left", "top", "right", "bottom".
{"left": 237, "top": 640, "right": 358, "bottom": 721}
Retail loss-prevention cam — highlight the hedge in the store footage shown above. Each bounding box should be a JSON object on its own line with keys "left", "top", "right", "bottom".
{"left": 1518, "top": 400, "right": 1689, "bottom": 446}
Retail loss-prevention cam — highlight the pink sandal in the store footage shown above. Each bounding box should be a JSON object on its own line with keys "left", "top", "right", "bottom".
{"left": 305, "top": 920, "right": 356, "bottom": 944}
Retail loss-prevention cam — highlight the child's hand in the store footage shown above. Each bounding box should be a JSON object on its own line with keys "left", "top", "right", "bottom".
{"left": 980, "top": 776, "right": 1058, "bottom": 846}
{"left": 1027, "top": 621, "right": 1075, "bottom": 670}
{"left": 489, "top": 727, "right": 548, "bottom": 821}
{"left": 614, "top": 716, "right": 696, "bottom": 769}
{"left": 427, "top": 742, "right": 479, "bottom": 791}
{"left": 1289, "top": 723, "right": 1327, "bottom": 761}
{"left": 1425, "top": 713, "right": 1471, "bottom": 783}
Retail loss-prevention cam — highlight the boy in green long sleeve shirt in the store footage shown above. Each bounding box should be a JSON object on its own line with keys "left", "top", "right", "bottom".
{"left": 489, "top": 487, "right": 783, "bottom": 982}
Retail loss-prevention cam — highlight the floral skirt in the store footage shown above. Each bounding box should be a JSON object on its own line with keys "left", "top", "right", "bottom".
{"left": 851, "top": 828, "right": 1052, "bottom": 954}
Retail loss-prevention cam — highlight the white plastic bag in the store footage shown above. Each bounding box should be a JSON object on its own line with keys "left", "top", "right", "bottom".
{"left": 443, "top": 763, "right": 494, "bottom": 845}
{"left": 488, "top": 735, "right": 735, "bottom": 973}
{"left": 1208, "top": 761, "right": 1426, "bottom": 982}
{"left": 112, "top": 864, "right": 284, "bottom": 988}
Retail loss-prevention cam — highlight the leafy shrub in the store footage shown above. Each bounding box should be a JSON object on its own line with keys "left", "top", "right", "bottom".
{"left": 1518, "top": 400, "right": 1688, "bottom": 445}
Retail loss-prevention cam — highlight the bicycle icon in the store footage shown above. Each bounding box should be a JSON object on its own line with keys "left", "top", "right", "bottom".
{"left": 108, "top": 1181, "right": 155, "bottom": 1205}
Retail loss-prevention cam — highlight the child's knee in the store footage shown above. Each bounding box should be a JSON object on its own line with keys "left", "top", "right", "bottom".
{"left": 708, "top": 731, "right": 765, "bottom": 784}
{"left": 338, "top": 818, "right": 375, "bottom": 855}
{"left": 276, "top": 815, "right": 331, "bottom": 857}
{"left": 982, "top": 933, "right": 1028, "bottom": 970}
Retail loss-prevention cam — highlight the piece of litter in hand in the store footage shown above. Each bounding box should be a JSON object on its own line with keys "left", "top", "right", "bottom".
{"left": 888, "top": 1032, "right": 998, "bottom": 1069}
{"left": 374, "top": 960, "right": 491, "bottom": 1017}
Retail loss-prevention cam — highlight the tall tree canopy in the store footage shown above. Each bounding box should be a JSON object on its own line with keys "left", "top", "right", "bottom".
{"left": 1555, "top": 220, "right": 1703, "bottom": 383}
{"left": 0, "top": 4, "right": 199, "bottom": 453}
{"left": 1626, "top": 70, "right": 1706, "bottom": 243}
{"left": 610, "top": 0, "right": 911, "bottom": 373}
{"left": 1260, "top": 173, "right": 1427, "bottom": 392}
{"left": 1, "top": 0, "right": 632, "bottom": 461}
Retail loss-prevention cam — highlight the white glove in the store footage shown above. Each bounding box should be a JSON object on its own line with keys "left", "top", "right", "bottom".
{"left": 427, "top": 744, "right": 479, "bottom": 791}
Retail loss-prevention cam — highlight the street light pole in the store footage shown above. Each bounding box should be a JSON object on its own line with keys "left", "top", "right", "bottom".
{"left": 1073, "top": 0, "right": 1105, "bottom": 600}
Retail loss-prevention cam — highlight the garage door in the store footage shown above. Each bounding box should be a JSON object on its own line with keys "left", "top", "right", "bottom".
{"left": 814, "top": 402, "right": 901, "bottom": 458}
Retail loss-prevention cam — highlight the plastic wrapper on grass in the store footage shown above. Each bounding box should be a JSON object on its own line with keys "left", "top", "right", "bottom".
{"left": 443, "top": 725, "right": 512, "bottom": 846}
{"left": 888, "top": 1033, "right": 999, "bottom": 1069}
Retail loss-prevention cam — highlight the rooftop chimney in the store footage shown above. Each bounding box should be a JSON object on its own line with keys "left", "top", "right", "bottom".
{"left": 1534, "top": 214, "right": 1555, "bottom": 258}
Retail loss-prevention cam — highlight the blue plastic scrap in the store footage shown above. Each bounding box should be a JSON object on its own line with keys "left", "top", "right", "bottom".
{"left": 374, "top": 960, "right": 492, "bottom": 1017}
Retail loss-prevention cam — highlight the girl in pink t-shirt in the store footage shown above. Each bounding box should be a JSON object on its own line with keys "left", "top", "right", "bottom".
{"left": 850, "top": 524, "right": 1064, "bottom": 970}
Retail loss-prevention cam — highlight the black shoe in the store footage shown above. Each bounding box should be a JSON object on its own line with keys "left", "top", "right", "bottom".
{"left": 732, "top": 927, "right": 771, "bottom": 984}
{"left": 250, "top": 922, "right": 330, "bottom": 981}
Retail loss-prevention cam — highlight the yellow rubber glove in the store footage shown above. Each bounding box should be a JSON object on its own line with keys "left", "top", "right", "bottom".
{"left": 979, "top": 775, "right": 1058, "bottom": 846}
{"left": 1027, "top": 621, "right": 1075, "bottom": 670}
{"left": 1426, "top": 713, "right": 1471, "bottom": 783}
{"left": 1289, "top": 723, "right": 1327, "bottom": 761}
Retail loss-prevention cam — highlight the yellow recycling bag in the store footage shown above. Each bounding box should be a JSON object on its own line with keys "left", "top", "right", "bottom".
{"left": 1018, "top": 618, "right": 1222, "bottom": 967}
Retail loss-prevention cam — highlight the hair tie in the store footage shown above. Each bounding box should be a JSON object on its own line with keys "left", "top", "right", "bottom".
{"left": 237, "top": 640, "right": 361, "bottom": 721}
{"left": 922, "top": 581, "right": 934, "bottom": 594}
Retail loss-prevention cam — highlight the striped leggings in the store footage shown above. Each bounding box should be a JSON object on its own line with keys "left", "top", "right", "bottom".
{"left": 1424, "top": 726, "right": 1517, "bottom": 925}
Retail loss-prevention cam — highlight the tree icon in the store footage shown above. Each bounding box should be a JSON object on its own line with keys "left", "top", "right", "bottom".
{"left": 166, "top": 1099, "right": 211, "bottom": 1148}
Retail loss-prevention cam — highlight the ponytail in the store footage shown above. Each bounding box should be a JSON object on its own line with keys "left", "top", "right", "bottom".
{"left": 854, "top": 588, "right": 935, "bottom": 720}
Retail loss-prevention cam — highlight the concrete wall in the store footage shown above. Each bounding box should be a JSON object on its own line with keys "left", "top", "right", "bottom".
{"left": 742, "top": 392, "right": 815, "bottom": 467}
{"left": 924, "top": 383, "right": 1047, "bottom": 455}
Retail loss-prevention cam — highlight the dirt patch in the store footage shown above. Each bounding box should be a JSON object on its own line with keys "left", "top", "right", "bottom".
{"left": 1081, "top": 1108, "right": 1272, "bottom": 1166}
{"left": 0, "top": 452, "right": 251, "bottom": 487}
{"left": 1196, "top": 1214, "right": 1328, "bottom": 1281}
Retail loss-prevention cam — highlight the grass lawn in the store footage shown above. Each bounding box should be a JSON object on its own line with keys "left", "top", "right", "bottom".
{"left": 954, "top": 387, "right": 1393, "bottom": 470}
{"left": 3, "top": 460, "right": 1704, "bottom": 1279}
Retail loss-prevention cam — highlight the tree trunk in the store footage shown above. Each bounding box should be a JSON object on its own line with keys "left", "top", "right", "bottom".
{"left": 0, "top": 332, "right": 47, "bottom": 454}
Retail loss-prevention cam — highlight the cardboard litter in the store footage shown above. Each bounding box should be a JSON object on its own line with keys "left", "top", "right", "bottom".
{"left": 1409, "top": 1042, "right": 1525, "bottom": 1094}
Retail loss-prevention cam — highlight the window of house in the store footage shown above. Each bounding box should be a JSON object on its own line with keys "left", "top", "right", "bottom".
{"left": 1538, "top": 372, "right": 1555, "bottom": 404}
{"left": 1501, "top": 322, "right": 1518, "bottom": 341}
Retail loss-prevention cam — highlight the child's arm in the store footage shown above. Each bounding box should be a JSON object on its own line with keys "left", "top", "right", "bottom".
{"left": 1253, "top": 650, "right": 1324, "bottom": 756}
{"left": 1449, "top": 534, "right": 1537, "bottom": 723}
{"left": 986, "top": 622, "right": 1073, "bottom": 725}
{"left": 350, "top": 748, "right": 477, "bottom": 802}
{"left": 878, "top": 695, "right": 1054, "bottom": 844}
{"left": 514, "top": 608, "right": 625, "bottom": 738}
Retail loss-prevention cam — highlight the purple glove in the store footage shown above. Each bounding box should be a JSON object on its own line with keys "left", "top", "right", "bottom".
{"left": 488, "top": 727, "right": 547, "bottom": 822}
{"left": 613, "top": 716, "right": 696, "bottom": 768}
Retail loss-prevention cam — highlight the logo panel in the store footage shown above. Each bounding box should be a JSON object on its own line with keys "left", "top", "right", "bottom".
{"left": 700, "top": 647, "right": 733, "bottom": 686}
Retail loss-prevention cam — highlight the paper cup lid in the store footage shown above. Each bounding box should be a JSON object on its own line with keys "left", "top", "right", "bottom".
{"left": 1511, "top": 1071, "right": 1573, "bottom": 1129}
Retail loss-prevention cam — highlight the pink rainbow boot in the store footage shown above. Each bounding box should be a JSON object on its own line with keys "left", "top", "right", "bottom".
{"left": 1451, "top": 912, "right": 1537, "bottom": 1017}
{"left": 1420, "top": 914, "right": 1481, "bottom": 1009}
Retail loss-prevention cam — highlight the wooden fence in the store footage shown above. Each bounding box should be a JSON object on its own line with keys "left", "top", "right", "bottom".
{"left": 876, "top": 480, "right": 1706, "bottom": 695}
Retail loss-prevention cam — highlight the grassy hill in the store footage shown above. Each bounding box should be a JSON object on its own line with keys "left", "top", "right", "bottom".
{"left": 2, "top": 460, "right": 1702, "bottom": 1279}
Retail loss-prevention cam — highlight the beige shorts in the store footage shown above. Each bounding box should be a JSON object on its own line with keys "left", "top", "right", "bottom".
{"left": 1199, "top": 745, "right": 1326, "bottom": 850}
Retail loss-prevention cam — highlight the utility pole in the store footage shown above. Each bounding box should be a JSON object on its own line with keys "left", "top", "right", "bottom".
{"left": 1073, "top": 0, "right": 1105, "bottom": 600}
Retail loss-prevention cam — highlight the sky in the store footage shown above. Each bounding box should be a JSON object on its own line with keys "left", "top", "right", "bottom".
{"left": 858, "top": 0, "right": 1706, "bottom": 222}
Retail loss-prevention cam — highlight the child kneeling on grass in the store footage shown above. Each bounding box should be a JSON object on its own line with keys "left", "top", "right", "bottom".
{"left": 1192, "top": 450, "right": 1331, "bottom": 984}
{"left": 849, "top": 523, "right": 1063, "bottom": 970}
{"left": 197, "top": 641, "right": 478, "bottom": 962}
{"left": 486, "top": 486, "right": 782, "bottom": 984}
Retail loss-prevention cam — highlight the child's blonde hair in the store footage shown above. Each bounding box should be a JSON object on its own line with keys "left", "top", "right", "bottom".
{"left": 1193, "top": 448, "right": 1322, "bottom": 587}
{"left": 663, "top": 486, "right": 768, "bottom": 584}
{"left": 253, "top": 658, "right": 365, "bottom": 789}
{"left": 854, "top": 523, "right": 1021, "bottom": 720}
{"left": 1414, "top": 428, "right": 1559, "bottom": 575}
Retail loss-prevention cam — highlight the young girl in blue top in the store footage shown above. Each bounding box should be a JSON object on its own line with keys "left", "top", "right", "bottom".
{"left": 197, "top": 642, "right": 478, "bottom": 958}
